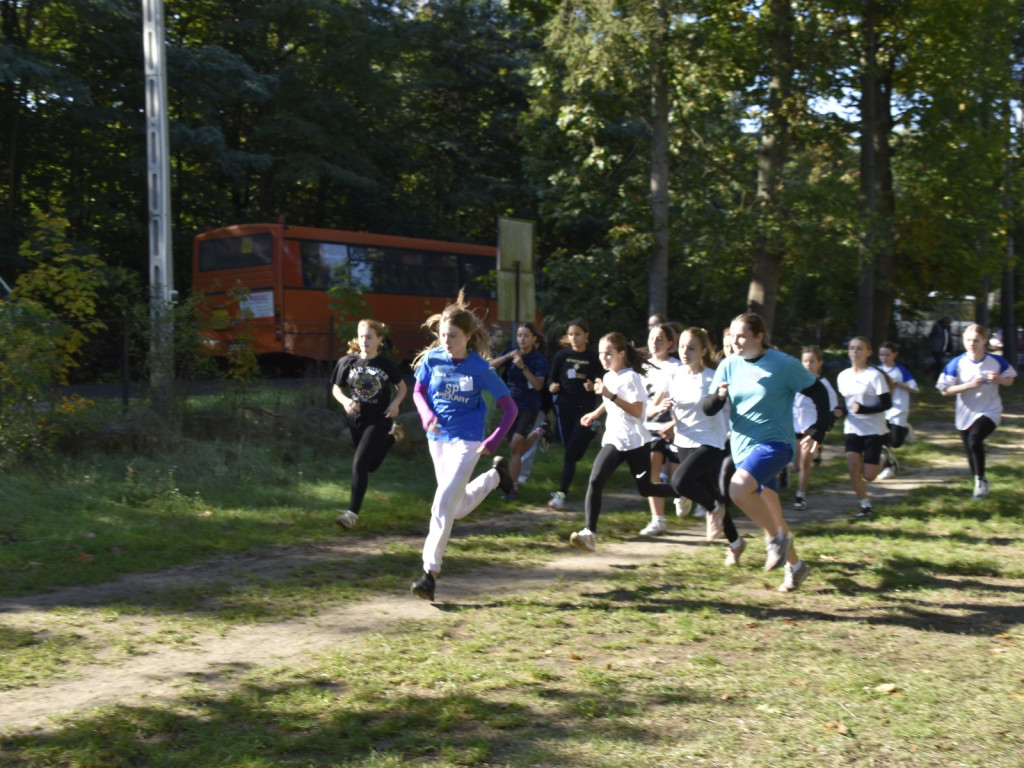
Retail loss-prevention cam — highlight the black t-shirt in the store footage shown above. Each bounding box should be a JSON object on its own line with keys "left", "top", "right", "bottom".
{"left": 549, "top": 346, "right": 602, "bottom": 410}
{"left": 331, "top": 353, "right": 403, "bottom": 429}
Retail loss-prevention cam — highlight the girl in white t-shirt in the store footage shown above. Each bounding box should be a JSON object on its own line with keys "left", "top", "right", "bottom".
{"left": 569, "top": 333, "right": 676, "bottom": 553}
{"left": 877, "top": 341, "right": 919, "bottom": 478}
{"left": 791, "top": 345, "right": 839, "bottom": 511}
{"left": 639, "top": 323, "right": 681, "bottom": 535}
{"left": 937, "top": 323, "right": 1017, "bottom": 499}
{"left": 836, "top": 336, "right": 892, "bottom": 518}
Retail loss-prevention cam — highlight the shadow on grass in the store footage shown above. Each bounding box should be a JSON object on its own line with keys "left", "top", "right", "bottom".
{"left": 0, "top": 677, "right": 716, "bottom": 767}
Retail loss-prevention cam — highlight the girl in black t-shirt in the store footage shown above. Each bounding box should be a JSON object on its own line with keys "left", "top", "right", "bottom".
{"left": 331, "top": 319, "right": 407, "bottom": 529}
{"left": 546, "top": 318, "right": 603, "bottom": 509}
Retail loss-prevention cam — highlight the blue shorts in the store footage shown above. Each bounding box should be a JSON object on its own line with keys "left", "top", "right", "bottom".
{"left": 735, "top": 442, "right": 793, "bottom": 492}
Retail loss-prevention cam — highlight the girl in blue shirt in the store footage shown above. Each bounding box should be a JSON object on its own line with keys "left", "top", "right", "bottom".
{"left": 409, "top": 291, "right": 519, "bottom": 602}
{"left": 704, "top": 313, "right": 831, "bottom": 592}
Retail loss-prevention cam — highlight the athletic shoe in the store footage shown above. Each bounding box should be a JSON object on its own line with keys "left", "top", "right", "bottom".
{"left": 692, "top": 505, "right": 707, "bottom": 519}
{"left": 763, "top": 529, "right": 792, "bottom": 572}
{"left": 876, "top": 466, "right": 894, "bottom": 480}
{"left": 854, "top": 502, "right": 874, "bottom": 519}
{"left": 706, "top": 502, "right": 726, "bottom": 541}
{"left": 973, "top": 477, "right": 989, "bottom": 499}
{"left": 674, "top": 497, "right": 692, "bottom": 517}
{"left": 389, "top": 421, "right": 405, "bottom": 442}
{"left": 548, "top": 491, "right": 566, "bottom": 510}
{"left": 570, "top": 528, "right": 596, "bottom": 552}
{"left": 792, "top": 495, "right": 807, "bottom": 511}
{"left": 335, "top": 509, "right": 358, "bottom": 529}
{"left": 410, "top": 571, "right": 436, "bottom": 601}
{"left": 880, "top": 445, "right": 899, "bottom": 476}
{"left": 724, "top": 536, "right": 746, "bottom": 566}
{"left": 778, "top": 559, "right": 810, "bottom": 593}
{"left": 530, "top": 421, "right": 553, "bottom": 452}
{"left": 493, "top": 455, "right": 515, "bottom": 495}
{"left": 639, "top": 517, "right": 667, "bottom": 536}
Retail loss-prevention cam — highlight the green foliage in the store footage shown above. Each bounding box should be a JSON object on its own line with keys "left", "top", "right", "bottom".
{"left": 327, "top": 261, "right": 370, "bottom": 350}
{"left": 0, "top": 207, "right": 106, "bottom": 467}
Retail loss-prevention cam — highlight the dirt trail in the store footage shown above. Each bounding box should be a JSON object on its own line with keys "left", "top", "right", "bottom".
{"left": 0, "top": 419, "right": 1015, "bottom": 733}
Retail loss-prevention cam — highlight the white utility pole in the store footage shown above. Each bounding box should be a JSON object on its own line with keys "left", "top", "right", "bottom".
{"left": 142, "top": 0, "right": 174, "bottom": 409}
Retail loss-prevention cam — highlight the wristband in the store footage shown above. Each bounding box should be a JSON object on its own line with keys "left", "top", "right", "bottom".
{"left": 610, "top": 392, "right": 618, "bottom": 403}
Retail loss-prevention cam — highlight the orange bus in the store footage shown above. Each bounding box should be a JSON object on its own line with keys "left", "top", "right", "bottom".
{"left": 192, "top": 223, "right": 499, "bottom": 365}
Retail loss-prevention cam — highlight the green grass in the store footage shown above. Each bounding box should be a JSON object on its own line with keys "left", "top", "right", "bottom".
{"left": 1, "top": 382, "right": 1023, "bottom": 766}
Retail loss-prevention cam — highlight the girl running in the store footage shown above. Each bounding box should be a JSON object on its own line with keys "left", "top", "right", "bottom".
{"left": 877, "top": 341, "right": 919, "bottom": 478}
{"left": 492, "top": 322, "right": 550, "bottom": 499}
{"left": 409, "top": 291, "right": 518, "bottom": 602}
{"left": 836, "top": 336, "right": 892, "bottom": 518}
{"left": 640, "top": 323, "right": 681, "bottom": 535}
{"left": 546, "top": 319, "right": 603, "bottom": 510}
{"left": 937, "top": 323, "right": 1017, "bottom": 499}
{"left": 569, "top": 332, "right": 676, "bottom": 552}
{"left": 665, "top": 327, "right": 743, "bottom": 557}
{"left": 703, "top": 313, "right": 831, "bottom": 592}
{"left": 331, "top": 319, "right": 408, "bottom": 529}
{"left": 791, "top": 345, "right": 839, "bottom": 511}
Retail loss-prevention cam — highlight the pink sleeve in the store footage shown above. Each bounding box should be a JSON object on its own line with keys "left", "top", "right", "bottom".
{"left": 482, "top": 395, "right": 518, "bottom": 454}
{"left": 413, "top": 381, "right": 436, "bottom": 431}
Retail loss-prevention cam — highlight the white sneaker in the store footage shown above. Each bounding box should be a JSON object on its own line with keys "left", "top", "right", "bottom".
{"left": 335, "top": 510, "right": 358, "bottom": 529}
{"left": 692, "top": 505, "right": 707, "bottom": 518}
{"left": 724, "top": 536, "right": 745, "bottom": 566}
{"left": 674, "top": 497, "right": 692, "bottom": 517}
{"left": 705, "top": 502, "right": 725, "bottom": 541}
{"left": 778, "top": 559, "right": 810, "bottom": 592}
{"left": 548, "top": 491, "right": 566, "bottom": 510}
{"left": 877, "top": 467, "right": 894, "bottom": 480}
{"left": 763, "top": 529, "right": 793, "bottom": 572}
{"left": 973, "top": 477, "right": 989, "bottom": 499}
{"left": 570, "top": 528, "right": 596, "bottom": 552}
{"left": 639, "top": 517, "right": 667, "bottom": 536}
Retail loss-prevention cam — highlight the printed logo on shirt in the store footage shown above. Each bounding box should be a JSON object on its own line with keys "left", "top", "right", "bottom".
{"left": 440, "top": 378, "right": 473, "bottom": 403}
{"left": 459, "top": 376, "right": 474, "bottom": 391}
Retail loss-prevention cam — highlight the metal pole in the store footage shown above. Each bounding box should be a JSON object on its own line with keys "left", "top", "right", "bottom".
{"left": 143, "top": 0, "right": 174, "bottom": 413}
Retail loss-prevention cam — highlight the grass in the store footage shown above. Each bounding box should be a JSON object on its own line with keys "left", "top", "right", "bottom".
{"left": 1, "top": 383, "right": 1023, "bottom": 766}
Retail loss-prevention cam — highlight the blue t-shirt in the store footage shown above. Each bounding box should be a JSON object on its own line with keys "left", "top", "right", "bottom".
{"left": 415, "top": 348, "right": 511, "bottom": 442}
{"left": 503, "top": 348, "right": 550, "bottom": 411}
{"left": 711, "top": 348, "right": 816, "bottom": 463}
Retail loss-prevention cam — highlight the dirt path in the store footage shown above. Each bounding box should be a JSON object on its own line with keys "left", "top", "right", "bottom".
{"left": 0, "top": 418, "right": 1016, "bottom": 733}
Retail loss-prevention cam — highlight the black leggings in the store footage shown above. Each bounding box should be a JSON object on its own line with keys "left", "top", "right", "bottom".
{"left": 348, "top": 422, "right": 395, "bottom": 514}
{"left": 959, "top": 416, "right": 997, "bottom": 479}
{"left": 887, "top": 422, "right": 910, "bottom": 449}
{"left": 556, "top": 403, "right": 597, "bottom": 494}
{"left": 670, "top": 445, "right": 739, "bottom": 544}
{"left": 584, "top": 443, "right": 674, "bottom": 532}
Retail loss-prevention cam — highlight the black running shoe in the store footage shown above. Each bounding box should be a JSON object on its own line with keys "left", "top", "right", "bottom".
{"left": 493, "top": 455, "right": 515, "bottom": 495}
{"left": 411, "top": 571, "right": 436, "bottom": 601}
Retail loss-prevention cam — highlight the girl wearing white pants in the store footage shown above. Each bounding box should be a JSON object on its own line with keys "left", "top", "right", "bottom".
{"left": 410, "top": 291, "right": 518, "bottom": 602}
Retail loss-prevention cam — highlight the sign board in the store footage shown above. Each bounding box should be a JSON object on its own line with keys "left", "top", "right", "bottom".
{"left": 497, "top": 217, "right": 535, "bottom": 273}
{"left": 496, "top": 217, "right": 536, "bottom": 322}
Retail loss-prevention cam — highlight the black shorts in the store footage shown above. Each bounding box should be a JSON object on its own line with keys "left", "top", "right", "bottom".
{"left": 511, "top": 408, "right": 540, "bottom": 438}
{"left": 844, "top": 433, "right": 885, "bottom": 465}
{"left": 650, "top": 437, "right": 679, "bottom": 464}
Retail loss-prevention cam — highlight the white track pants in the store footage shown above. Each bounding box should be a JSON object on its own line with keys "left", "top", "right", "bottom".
{"left": 422, "top": 439, "right": 499, "bottom": 575}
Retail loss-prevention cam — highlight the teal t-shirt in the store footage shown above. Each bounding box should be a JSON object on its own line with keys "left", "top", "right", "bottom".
{"left": 710, "top": 349, "right": 816, "bottom": 463}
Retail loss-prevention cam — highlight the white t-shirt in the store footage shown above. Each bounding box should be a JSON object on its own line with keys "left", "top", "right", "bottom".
{"left": 879, "top": 362, "right": 918, "bottom": 426}
{"left": 837, "top": 366, "right": 889, "bottom": 436}
{"left": 668, "top": 366, "right": 728, "bottom": 450}
{"left": 937, "top": 352, "right": 1017, "bottom": 431}
{"left": 601, "top": 367, "right": 650, "bottom": 451}
{"left": 793, "top": 376, "right": 838, "bottom": 434}
{"left": 643, "top": 357, "right": 680, "bottom": 438}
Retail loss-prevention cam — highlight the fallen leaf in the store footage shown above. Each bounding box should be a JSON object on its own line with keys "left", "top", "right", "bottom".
{"left": 568, "top": 652, "right": 582, "bottom": 661}
{"left": 822, "top": 720, "right": 850, "bottom": 735}
{"left": 75, "top": 552, "right": 94, "bottom": 562}
{"left": 744, "top": 622, "right": 759, "bottom": 628}
{"left": 993, "top": 633, "right": 1011, "bottom": 640}
{"left": 874, "top": 683, "right": 898, "bottom": 694}
{"left": 789, "top": 680, "right": 809, "bottom": 686}
{"left": 197, "top": 509, "right": 214, "bottom": 518}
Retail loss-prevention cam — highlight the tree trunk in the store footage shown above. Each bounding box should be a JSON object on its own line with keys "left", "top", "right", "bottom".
{"left": 856, "top": 0, "right": 896, "bottom": 350}
{"left": 648, "top": 0, "right": 670, "bottom": 318}
{"left": 746, "top": 0, "right": 792, "bottom": 337}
